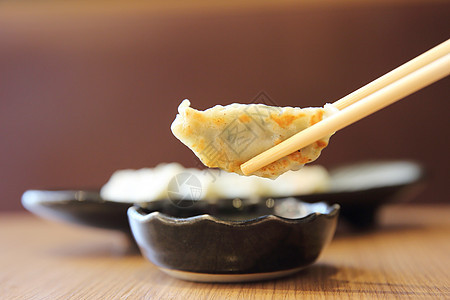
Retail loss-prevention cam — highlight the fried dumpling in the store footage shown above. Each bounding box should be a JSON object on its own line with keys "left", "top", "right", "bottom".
{"left": 171, "top": 100, "right": 338, "bottom": 178}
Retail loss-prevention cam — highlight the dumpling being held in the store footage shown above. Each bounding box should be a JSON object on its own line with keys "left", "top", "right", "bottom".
{"left": 171, "top": 100, "right": 338, "bottom": 179}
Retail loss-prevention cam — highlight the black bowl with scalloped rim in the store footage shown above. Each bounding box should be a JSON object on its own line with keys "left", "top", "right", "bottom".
{"left": 128, "top": 198, "right": 339, "bottom": 282}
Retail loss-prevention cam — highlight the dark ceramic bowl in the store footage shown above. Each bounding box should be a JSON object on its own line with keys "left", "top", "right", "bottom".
{"left": 21, "top": 161, "right": 424, "bottom": 235}
{"left": 128, "top": 198, "right": 339, "bottom": 282}
{"left": 21, "top": 190, "right": 131, "bottom": 233}
{"left": 299, "top": 160, "right": 425, "bottom": 228}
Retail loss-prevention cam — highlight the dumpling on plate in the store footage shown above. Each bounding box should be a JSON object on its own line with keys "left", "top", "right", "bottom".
{"left": 100, "top": 163, "right": 330, "bottom": 203}
{"left": 208, "top": 165, "right": 330, "bottom": 199}
{"left": 171, "top": 100, "right": 338, "bottom": 178}
{"left": 101, "top": 163, "right": 220, "bottom": 204}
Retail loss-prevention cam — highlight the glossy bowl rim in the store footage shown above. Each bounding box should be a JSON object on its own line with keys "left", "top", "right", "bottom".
{"left": 127, "top": 201, "right": 340, "bottom": 226}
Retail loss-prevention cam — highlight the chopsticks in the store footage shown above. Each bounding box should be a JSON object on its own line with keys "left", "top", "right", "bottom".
{"left": 240, "top": 40, "right": 450, "bottom": 176}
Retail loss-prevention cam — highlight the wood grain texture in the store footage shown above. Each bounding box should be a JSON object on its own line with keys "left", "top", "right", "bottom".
{"left": 0, "top": 204, "right": 449, "bottom": 299}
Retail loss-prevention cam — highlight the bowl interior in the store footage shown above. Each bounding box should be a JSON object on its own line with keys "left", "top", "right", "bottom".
{"left": 138, "top": 197, "right": 334, "bottom": 221}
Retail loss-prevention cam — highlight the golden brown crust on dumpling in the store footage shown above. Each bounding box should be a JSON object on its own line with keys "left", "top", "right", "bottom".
{"left": 171, "top": 100, "right": 337, "bottom": 178}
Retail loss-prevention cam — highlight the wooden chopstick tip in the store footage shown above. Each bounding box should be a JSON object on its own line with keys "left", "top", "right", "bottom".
{"left": 240, "top": 162, "right": 252, "bottom": 176}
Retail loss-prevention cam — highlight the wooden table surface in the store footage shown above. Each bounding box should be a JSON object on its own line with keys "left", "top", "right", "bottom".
{"left": 1, "top": 204, "right": 449, "bottom": 299}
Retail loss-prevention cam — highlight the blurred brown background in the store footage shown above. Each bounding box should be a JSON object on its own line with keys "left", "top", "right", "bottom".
{"left": 1, "top": 1, "right": 449, "bottom": 211}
